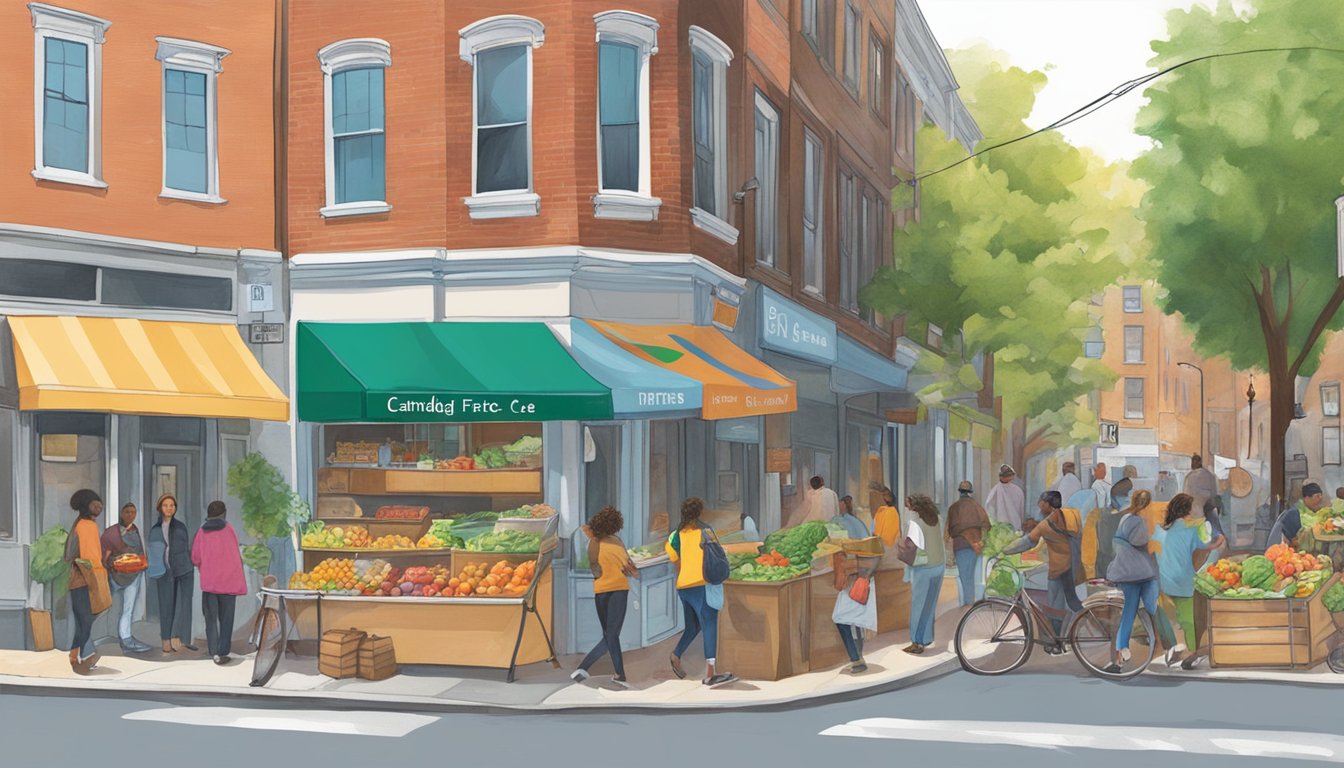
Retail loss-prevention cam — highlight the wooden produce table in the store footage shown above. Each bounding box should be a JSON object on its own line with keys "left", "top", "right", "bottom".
{"left": 277, "top": 569, "right": 555, "bottom": 681}
{"left": 808, "top": 570, "right": 853, "bottom": 670}
{"left": 1208, "top": 574, "right": 1340, "bottom": 668}
{"left": 874, "top": 566, "right": 912, "bottom": 634}
{"left": 302, "top": 547, "right": 451, "bottom": 571}
{"left": 717, "top": 575, "right": 812, "bottom": 681}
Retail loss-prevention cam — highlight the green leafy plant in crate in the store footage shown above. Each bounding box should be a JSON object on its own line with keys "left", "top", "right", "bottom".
{"left": 226, "top": 452, "right": 311, "bottom": 578}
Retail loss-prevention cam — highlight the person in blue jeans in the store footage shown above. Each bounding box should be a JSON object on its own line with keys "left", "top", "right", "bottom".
{"left": 946, "top": 480, "right": 990, "bottom": 605}
{"left": 903, "top": 494, "right": 946, "bottom": 654}
{"left": 1106, "top": 493, "right": 1162, "bottom": 674}
{"left": 664, "top": 497, "right": 736, "bottom": 687}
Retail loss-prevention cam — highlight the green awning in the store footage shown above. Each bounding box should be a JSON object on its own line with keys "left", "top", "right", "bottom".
{"left": 297, "top": 322, "right": 613, "bottom": 423}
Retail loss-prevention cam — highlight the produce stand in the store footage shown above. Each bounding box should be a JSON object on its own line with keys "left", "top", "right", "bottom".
{"left": 717, "top": 574, "right": 813, "bottom": 681}
{"left": 1208, "top": 573, "right": 1340, "bottom": 669}
{"left": 274, "top": 542, "right": 559, "bottom": 681}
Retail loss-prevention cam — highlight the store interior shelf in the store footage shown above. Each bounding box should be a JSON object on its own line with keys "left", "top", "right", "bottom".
{"left": 318, "top": 467, "right": 542, "bottom": 496}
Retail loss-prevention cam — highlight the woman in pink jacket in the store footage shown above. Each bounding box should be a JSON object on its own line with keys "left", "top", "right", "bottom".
{"left": 191, "top": 501, "right": 247, "bottom": 665}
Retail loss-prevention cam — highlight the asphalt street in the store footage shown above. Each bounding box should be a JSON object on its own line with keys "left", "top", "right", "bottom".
{"left": 4, "top": 658, "right": 1342, "bottom": 767}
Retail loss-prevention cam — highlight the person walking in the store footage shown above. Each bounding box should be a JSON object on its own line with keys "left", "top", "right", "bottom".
{"left": 192, "top": 501, "right": 247, "bottom": 664}
{"left": 947, "top": 481, "right": 991, "bottom": 605}
{"left": 665, "top": 497, "right": 736, "bottom": 687}
{"left": 872, "top": 485, "right": 901, "bottom": 547}
{"left": 100, "top": 503, "right": 152, "bottom": 654}
{"left": 1105, "top": 489, "right": 1164, "bottom": 675}
{"left": 1051, "top": 462, "right": 1083, "bottom": 504}
{"left": 902, "top": 494, "right": 946, "bottom": 654}
{"left": 1153, "top": 493, "right": 1226, "bottom": 669}
{"left": 572, "top": 506, "right": 638, "bottom": 689}
{"left": 984, "top": 465, "right": 1026, "bottom": 530}
{"left": 832, "top": 495, "right": 872, "bottom": 540}
{"left": 147, "top": 494, "right": 197, "bottom": 653}
{"left": 1095, "top": 477, "right": 1134, "bottom": 579}
{"left": 62, "top": 489, "right": 107, "bottom": 673}
{"left": 1090, "top": 464, "right": 1113, "bottom": 510}
{"left": 1183, "top": 454, "right": 1218, "bottom": 522}
{"left": 1002, "top": 491, "right": 1083, "bottom": 649}
{"left": 831, "top": 551, "right": 879, "bottom": 673}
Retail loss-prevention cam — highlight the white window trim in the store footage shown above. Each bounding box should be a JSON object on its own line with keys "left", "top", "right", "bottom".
{"left": 592, "top": 10, "right": 661, "bottom": 221}
{"left": 460, "top": 15, "right": 545, "bottom": 220}
{"left": 753, "top": 90, "right": 779, "bottom": 267}
{"left": 688, "top": 25, "right": 736, "bottom": 245}
{"left": 30, "top": 3, "right": 111, "bottom": 189}
{"left": 317, "top": 38, "right": 392, "bottom": 219}
{"left": 156, "top": 37, "right": 229, "bottom": 204}
{"left": 802, "top": 127, "right": 823, "bottom": 294}
{"left": 1325, "top": 426, "right": 1342, "bottom": 466}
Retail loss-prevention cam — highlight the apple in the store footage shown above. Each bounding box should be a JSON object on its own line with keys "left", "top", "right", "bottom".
{"left": 390, "top": 587, "right": 402, "bottom": 596}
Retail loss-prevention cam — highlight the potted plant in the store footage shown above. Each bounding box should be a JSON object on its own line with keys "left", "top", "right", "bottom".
{"left": 27, "top": 525, "right": 69, "bottom": 650}
{"left": 226, "top": 453, "right": 311, "bottom": 584}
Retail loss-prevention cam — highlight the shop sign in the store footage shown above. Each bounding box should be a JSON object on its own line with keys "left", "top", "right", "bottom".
{"left": 1099, "top": 419, "right": 1119, "bottom": 448}
{"left": 367, "top": 392, "right": 610, "bottom": 422}
{"left": 249, "top": 323, "right": 285, "bottom": 344}
{"left": 712, "top": 296, "right": 740, "bottom": 331}
{"left": 246, "top": 283, "right": 275, "bottom": 313}
{"left": 766, "top": 447, "right": 792, "bottom": 473}
{"left": 759, "top": 287, "right": 837, "bottom": 365}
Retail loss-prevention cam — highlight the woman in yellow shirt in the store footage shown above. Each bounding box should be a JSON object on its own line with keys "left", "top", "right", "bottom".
{"left": 666, "top": 497, "right": 736, "bottom": 687}
{"left": 872, "top": 486, "right": 902, "bottom": 547}
{"left": 572, "top": 506, "right": 638, "bottom": 688}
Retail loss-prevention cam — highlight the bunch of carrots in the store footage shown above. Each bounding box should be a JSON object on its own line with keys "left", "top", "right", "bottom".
{"left": 756, "top": 549, "right": 791, "bottom": 567}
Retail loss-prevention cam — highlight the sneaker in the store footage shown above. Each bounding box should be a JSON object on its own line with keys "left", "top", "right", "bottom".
{"left": 1164, "top": 644, "right": 1188, "bottom": 667}
{"left": 1102, "top": 662, "right": 1124, "bottom": 675}
{"left": 703, "top": 673, "right": 738, "bottom": 688}
{"left": 570, "top": 668, "right": 591, "bottom": 683}
{"left": 1043, "top": 644, "right": 1067, "bottom": 656}
{"left": 903, "top": 644, "right": 925, "bottom": 655}
{"left": 214, "top": 655, "right": 232, "bottom": 666}
{"left": 846, "top": 662, "right": 868, "bottom": 674}
{"left": 902, "top": 643, "right": 920, "bottom": 652}
{"left": 1181, "top": 653, "right": 1206, "bottom": 670}
{"left": 605, "top": 677, "right": 631, "bottom": 690}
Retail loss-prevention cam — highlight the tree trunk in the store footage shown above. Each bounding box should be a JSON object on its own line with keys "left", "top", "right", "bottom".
{"left": 1008, "top": 415, "right": 1029, "bottom": 477}
{"left": 1268, "top": 367, "right": 1295, "bottom": 507}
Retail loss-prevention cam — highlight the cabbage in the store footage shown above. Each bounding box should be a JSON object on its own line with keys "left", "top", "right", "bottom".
{"left": 982, "top": 523, "right": 1019, "bottom": 559}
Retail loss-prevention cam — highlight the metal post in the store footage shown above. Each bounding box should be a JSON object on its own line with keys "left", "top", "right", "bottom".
{"left": 1179, "top": 362, "right": 1206, "bottom": 460}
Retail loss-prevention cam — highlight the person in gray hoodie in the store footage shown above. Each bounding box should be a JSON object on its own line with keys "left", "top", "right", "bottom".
{"left": 1106, "top": 490, "right": 1161, "bottom": 674}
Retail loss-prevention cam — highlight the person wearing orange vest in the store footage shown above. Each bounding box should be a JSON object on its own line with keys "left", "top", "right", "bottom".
{"left": 62, "top": 489, "right": 107, "bottom": 674}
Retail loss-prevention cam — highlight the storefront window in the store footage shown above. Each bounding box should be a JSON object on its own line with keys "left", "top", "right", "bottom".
{"left": 36, "top": 413, "right": 107, "bottom": 539}
{"left": 584, "top": 425, "right": 621, "bottom": 520}
{"left": 649, "top": 420, "right": 683, "bottom": 544}
{"left": 0, "top": 408, "right": 14, "bottom": 540}
{"left": 845, "top": 421, "right": 883, "bottom": 524}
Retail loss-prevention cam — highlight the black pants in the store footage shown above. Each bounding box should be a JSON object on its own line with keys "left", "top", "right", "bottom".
{"left": 69, "top": 586, "right": 93, "bottom": 658}
{"left": 836, "top": 623, "right": 865, "bottom": 662}
{"left": 154, "top": 572, "right": 194, "bottom": 642}
{"left": 579, "top": 589, "right": 628, "bottom": 678}
{"left": 201, "top": 592, "right": 236, "bottom": 657}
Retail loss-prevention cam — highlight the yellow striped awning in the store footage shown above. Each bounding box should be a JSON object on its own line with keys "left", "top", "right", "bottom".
{"left": 9, "top": 316, "right": 289, "bottom": 421}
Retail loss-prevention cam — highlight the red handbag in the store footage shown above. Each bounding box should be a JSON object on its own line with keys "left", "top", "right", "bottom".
{"left": 848, "top": 575, "right": 871, "bottom": 604}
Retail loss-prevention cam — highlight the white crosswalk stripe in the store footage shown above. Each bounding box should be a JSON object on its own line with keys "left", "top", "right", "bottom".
{"left": 123, "top": 707, "right": 438, "bottom": 737}
{"left": 821, "top": 718, "right": 1343, "bottom": 762}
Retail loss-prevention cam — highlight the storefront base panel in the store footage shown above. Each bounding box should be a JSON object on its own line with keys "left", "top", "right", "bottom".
{"left": 808, "top": 574, "right": 850, "bottom": 670}
{"left": 718, "top": 577, "right": 811, "bottom": 681}
{"left": 0, "top": 604, "right": 26, "bottom": 650}
{"left": 875, "top": 568, "right": 912, "bottom": 635}
{"left": 285, "top": 573, "right": 553, "bottom": 668}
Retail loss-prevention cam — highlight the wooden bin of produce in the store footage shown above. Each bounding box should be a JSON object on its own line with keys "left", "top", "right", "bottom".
{"left": 319, "top": 628, "right": 365, "bottom": 678}
{"left": 718, "top": 575, "right": 812, "bottom": 681}
{"left": 1208, "top": 574, "right": 1340, "bottom": 669}
{"left": 450, "top": 549, "right": 543, "bottom": 574}
{"left": 302, "top": 547, "right": 451, "bottom": 571}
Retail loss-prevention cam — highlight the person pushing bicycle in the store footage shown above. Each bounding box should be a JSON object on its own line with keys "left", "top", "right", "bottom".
{"left": 1000, "top": 491, "right": 1084, "bottom": 652}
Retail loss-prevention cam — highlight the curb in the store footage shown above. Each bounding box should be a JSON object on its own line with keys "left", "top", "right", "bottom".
{"left": 1144, "top": 666, "right": 1344, "bottom": 688}
{"left": 0, "top": 656, "right": 962, "bottom": 715}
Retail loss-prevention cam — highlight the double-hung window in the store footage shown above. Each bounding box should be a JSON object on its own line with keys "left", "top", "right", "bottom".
{"left": 839, "top": 166, "right": 858, "bottom": 312}
{"left": 802, "top": 128, "right": 824, "bottom": 294}
{"left": 801, "top": 0, "right": 818, "bottom": 46}
{"left": 593, "top": 11, "right": 661, "bottom": 221}
{"left": 1123, "top": 325, "right": 1144, "bottom": 363}
{"left": 317, "top": 39, "right": 391, "bottom": 218}
{"left": 1123, "top": 285, "right": 1143, "bottom": 312}
{"left": 689, "top": 26, "right": 736, "bottom": 244}
{"left": 1325, "top": 426, "right": 1341, "bottom": 466}
{"left": 460, "top": 16, "right": 545, "bottom": 219}
{"left": 31, "top": 4, "right": 110, "bottom": 188}
{"left": 861, "top": 190, "right": 880, "bottom": 323}
{"left": 156, "top": 38, "right": 229, "bottom": 202}
{"left": 1322, "top": 383, "right": 1340, "bottom": 417}
{"left": 842, "top": 2, "right": 860, "bottom": 94}
{"left": 894, "top": 70, "right": 914, "bottom": 161}
{"left": 1125, "top": 378, "right": 1145, "bottom": 420}
{"left": 753, "top": 91, "right": 780, "bottom": 267}
{"left": 868, "top": 34, "right": 885, "bottom": 119}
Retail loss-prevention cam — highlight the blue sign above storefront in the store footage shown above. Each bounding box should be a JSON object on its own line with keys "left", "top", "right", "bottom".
{"left": 758, "top": 287, "right": 838, "bottom": 365}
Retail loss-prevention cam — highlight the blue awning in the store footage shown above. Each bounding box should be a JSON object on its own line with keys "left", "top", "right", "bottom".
{"left": 831, "top": 335, "right": 909, "bottom": 394}
{"left": 568, "top": 319, "right": 702, "bottom": 418}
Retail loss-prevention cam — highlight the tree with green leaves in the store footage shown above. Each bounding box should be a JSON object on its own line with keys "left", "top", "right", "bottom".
{"left": 1132, "top": 0, "right": 1344, "bottom": 501}
{"left": 862, "top": 44, "right": 1146, "bottom": 468}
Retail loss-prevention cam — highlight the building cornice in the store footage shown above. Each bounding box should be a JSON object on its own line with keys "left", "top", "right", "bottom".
{"left": 894, "top": 0, "right": 982, "bottom": 150}
{"left": 0, "top": 222, "right": 275, "bottom": 273}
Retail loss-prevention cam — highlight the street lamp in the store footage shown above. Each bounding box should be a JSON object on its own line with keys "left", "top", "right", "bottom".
{"left": 1246, "top": 375, "right": 1256, "bottom": 459}
{"left": 1179, "top": 361, "right": 1205, "bottom": 461}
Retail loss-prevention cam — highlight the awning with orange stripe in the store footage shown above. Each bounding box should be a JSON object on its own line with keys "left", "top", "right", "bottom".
{"left": 9, "top": 316, "right": 289, "bottom": 421}
{"left": 587, "top": 320, "right": 796, "bottom": 419}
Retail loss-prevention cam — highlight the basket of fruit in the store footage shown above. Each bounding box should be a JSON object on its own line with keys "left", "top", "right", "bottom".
{"left": 111, "top": 552, "right": 148, "bottom": 573}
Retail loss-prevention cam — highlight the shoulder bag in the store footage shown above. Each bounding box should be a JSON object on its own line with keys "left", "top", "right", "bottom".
{"left": 75, "top": 560, "right": 112, "bottom": 615}
{"left": 698, "top": 523, "right": 730, "bottom": 586}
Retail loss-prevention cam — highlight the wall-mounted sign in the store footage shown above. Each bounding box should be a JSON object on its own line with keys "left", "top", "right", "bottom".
{"left": 766, "top": 448, "right": 792, "bottom": 473}
{"left": 1099, "top": 419, "right": 1119, "bottom": 448}
{"left": 712, "top": 297, "right": 740, "bottom": 331}
{"left": 247, "top": 283, "right": 274, "bottom": 313}
{"left": 249, "top": 323, "right": 285, "bottom": 344}
{"left": 759, "top": 287, "right": 837, "bottom": 365}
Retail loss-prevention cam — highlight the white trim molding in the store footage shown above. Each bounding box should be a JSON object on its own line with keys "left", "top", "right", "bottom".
{"left": 29, "top": 3, "right": 111, "bottom": 189}
{"left": 690, "top": 206, "right": 739, "bottom": 245}
{"left": 317, "top": 38, "right": 392, "bottom": 218}
{"left": 460, "top": 16, "right": 545, "bottom": 220}
{"left": 155, "top": 37, "right": 230, "bottom": 204}
{"left": 458, "top": 15, "right": 545, "bottom": 63}
{"left": 593, "top": 10, "right": 660, "bottom": 220}
{"left": 688, "top": 25, "right": 732, "bottom": 64}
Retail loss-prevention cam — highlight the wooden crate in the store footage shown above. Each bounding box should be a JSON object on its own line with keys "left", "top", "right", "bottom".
{"left": 316, "top": 468, "right": 351, "bottom": 494}
{"left": 319, "top": 628, "right": 366, "bottom": 678}
{"left": 717, "top": 575, "right": 812, "bottom": 681}
{"left": 808, "top": 571, "right": 851, "bottom": 670}
{"left": 1208, "top": 574, "right": 1340, "bottom": 669}
{"left": 358, "top": 634, "right": 398, "bottom": 681}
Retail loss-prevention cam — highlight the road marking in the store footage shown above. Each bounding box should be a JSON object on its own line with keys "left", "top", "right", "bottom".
{"left": 821, "top": 718, "right": 1344, "bottom": 762}
{"left": 123, "top": 707, "right": 437, "bottom": 738}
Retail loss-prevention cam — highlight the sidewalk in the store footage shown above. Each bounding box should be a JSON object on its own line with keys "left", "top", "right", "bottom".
{"left": 1146, "top": 660, "right": 1344, "bottom": 687}
{"left": 0, "top": 586, "right": 968, "bottom": 712}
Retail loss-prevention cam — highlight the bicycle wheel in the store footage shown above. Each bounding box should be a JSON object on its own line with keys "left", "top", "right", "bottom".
{"left": 249, "top": 607, "right": 284, "bottom": 688}
{"left": 1070, "top": 601, "right": 1155, "bottom": 680}
{"left": 955, "top": 599, "right": 1034, "bottom": 675}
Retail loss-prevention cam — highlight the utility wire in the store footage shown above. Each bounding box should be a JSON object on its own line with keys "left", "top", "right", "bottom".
{"left": 904, "top": 45, "right": 1344, "bottom": 185}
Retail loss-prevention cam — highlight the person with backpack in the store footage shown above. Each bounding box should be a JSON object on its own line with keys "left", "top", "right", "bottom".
{"left": 902, "top": 494, "right": 946, "bottom": 654}
{"left": 1002, "top": 491, "right": 1083, "bottom": 649}
{"left": 572, "top": 506, "right": 638, "bottom": 689}
{"left": 664, "top": 497, "right": 736, "bottom": 687}
{"left": 1105, "top": 489, "right": 1164, "bottom": 674}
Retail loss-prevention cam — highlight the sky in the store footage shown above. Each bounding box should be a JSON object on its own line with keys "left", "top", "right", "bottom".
{"left": 919, "top": 0, "right": 1253, "bottom": 162}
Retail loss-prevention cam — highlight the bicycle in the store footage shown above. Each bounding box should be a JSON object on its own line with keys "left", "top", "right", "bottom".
{"left": 955, "top": 561, "right": 1156, "bottom": 680}
{"left": 249, "top": 575, "right": 288, "bottom": 688}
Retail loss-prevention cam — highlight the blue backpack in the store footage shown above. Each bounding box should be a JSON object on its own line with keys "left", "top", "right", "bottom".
{"left": 669, "top": 523, "right": 730, "bottom": 586}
